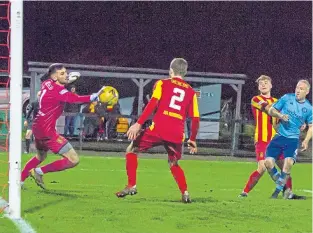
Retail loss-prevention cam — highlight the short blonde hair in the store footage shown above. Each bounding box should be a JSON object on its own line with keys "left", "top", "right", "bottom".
{"left": 255, "top": 75, "right": 272, "bottom": 84}
{"left": 298, "top": 79, "right": 311, "bottom": 90}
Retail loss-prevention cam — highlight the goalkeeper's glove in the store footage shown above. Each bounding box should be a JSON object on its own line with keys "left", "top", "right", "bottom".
{"left": 90, "top": 86, "right": 106, "bottom": 102}
{"left": 68, "top": 72, "right": 81, "bottom": 83}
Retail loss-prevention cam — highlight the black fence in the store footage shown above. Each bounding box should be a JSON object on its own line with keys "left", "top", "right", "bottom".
{"left": 51, "top": 112, "right": 312, "bottom": 162}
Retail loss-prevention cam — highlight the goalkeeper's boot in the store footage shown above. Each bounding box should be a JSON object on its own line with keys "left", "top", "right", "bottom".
{"left": 29, "top": 168, "right": 46, "bottom": 190}
{"left": 182, "top": 191, "right": 191, "bottom": 203}
{"left": 116, "top": 185, "right": 137, "bottom": 198}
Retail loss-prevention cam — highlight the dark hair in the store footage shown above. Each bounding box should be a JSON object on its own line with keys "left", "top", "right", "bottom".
{"left": 170, "top": 58, "right": 188, "bottom": 77}
{"left": 40, "top": 63, "right": 65, "bottom": 82}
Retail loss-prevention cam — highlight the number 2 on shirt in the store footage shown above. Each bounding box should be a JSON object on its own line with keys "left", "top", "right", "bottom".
{"left": 169, "top": 88, "right": 185, "bottom": 110}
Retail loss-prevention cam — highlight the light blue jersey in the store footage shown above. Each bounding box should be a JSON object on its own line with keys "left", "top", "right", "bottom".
{"left": 273, "top": 93, "right": 312, "bottom": 138}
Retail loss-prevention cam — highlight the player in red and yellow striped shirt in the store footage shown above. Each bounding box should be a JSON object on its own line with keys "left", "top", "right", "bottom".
{"left": 239, "top": 75, "right": 293, "bottom": 197}
{"left": 116, "top": 58, "right": 200, "bottom": 203}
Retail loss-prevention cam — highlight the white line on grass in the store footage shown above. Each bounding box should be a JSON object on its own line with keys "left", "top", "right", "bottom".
{"left": 0, "top": 197, "right": 36, "bottom": 233}
{"left": 300, "top": 189, "right": 313, "bottom": 193}
{"left": 79, "top": 168, "right": 168, "bottom": 173}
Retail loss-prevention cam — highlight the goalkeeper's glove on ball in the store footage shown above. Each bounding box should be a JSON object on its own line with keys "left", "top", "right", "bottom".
{"left": 90, "top": 86, "right": 106, "bottom": 102}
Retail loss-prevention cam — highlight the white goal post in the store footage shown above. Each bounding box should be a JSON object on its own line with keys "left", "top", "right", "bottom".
{"left": 8, "top": 0, "right": 23, "bottom": 219}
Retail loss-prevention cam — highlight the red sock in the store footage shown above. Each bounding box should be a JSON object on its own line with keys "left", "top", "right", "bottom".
{"left": 40, "top": 157, "right": 74, "bottom": 174}
{"left": 126, "top": 153, "right": 138, "bottom": 187}
{"left": 21, "top": 156, "right": 41, "bottom": 182}
{"left": 286, "top": 176, "right": 292, "bottom": 190}
{"left": 243, "top": 170, "right": 262, "bottom": 193}
{"left": 170, "top": 165, "right": 187, "bottom": 194}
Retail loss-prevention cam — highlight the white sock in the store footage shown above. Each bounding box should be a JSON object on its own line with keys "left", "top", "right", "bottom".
{"left": 35, "top": 167, "right": 44, "bottom": 175}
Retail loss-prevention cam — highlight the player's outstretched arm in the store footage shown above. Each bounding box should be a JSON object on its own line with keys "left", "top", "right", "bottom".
{"left": 58, "top": 86, "right": 105, "bottom": 103}
{"left": 90, "top": 86, "right": 106, "bottom": 102}
{"left": 268, "top": 106, "right": 289, "bottom": 122}
{"left": 127, "top": 97, "right": 159, "bottom": 140}
{"left": 301, "top": 124, "right": 312, "bottom": 151}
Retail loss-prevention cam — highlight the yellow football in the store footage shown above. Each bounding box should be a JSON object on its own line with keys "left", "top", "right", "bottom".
{"left": 99, "top": 86, "right": 119, "bottom": 105}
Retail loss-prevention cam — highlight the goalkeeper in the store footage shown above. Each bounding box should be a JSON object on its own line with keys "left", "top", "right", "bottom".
{"left": 21, "top": 63, "right": 104, "bottom": 189}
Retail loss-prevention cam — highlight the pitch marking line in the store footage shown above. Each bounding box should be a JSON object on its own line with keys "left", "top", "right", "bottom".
{"left": 0, "top": 197, "right": 36, "bottom": 233}
{"left": 301, "top": 189, "right": 313, "bottom": 193}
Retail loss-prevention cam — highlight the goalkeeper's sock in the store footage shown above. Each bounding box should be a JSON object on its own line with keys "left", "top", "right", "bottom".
{"left": 25, "top": 139, "right": 30, "bottom": 153}
{"left": 243, "top": 170, "right": 262, "bottom": 193}
{"left": 40, "top": 157, "right": 75, "bottom": 174}
{"left": 170, "top": 165, "right": 187, "bottom": 194}
{"left": 126, "top": 153, "right": 138, "bottom": 187}
{"left": 21, "top": 156, "right": 41, "bottom": 182}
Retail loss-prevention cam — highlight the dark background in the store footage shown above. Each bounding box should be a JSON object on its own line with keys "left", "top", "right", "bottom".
{"left": 22, "top": 1, "right": 312, "bottom": 102}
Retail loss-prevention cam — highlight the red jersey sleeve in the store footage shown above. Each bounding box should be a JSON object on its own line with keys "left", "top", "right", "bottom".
{"left": 55, "top": 89, "right": 91, "bottom": 103}
{"left": 137, "top": 80, "right": 162, "bottom": 125}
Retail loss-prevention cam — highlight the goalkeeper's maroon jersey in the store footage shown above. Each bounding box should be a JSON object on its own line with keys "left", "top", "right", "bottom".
{"left": 32, "top": 79, "right": 91, "bottom": 139}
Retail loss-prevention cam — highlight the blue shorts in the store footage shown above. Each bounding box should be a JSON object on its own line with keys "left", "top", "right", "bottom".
{"left": 265, "top": 135, "right": 299, "bottom": 162}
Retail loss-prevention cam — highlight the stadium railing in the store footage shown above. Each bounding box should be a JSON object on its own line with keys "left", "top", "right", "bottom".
{"left": 34, "top": 112, "right": 313, "bottom": 162}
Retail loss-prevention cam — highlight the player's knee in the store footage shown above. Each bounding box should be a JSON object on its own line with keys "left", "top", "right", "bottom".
{"left": 66, "top": 150, "right": 80, "bottom": 166}
{"left": 257, "top": 166, "right": 266, "bottom": 175}
{"left": 70, "top": 155, "right": 80, "bottom": 166}
{"left": 36, "top": 150, "right": 47, "bottom": 162}
{"left": 168, "top": 158, "right": 178, "bottom": 168}
{"left": 282, "top": 158, "right": 294, "bottom": 173}
{"left": 126, "top": 146, "right": 133, "bottom": 153}
{"left": 126, "top": 142, "right": 137, "bottom": 153}
{"left": 257, "top": 161, "right": 266, "bottom": 174}
{"left": 264, "top": 158, "right": 274, "bottom": 169}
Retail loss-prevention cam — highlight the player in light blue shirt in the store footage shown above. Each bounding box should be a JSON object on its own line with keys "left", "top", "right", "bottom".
{"left": 264, "top": 80, "right": 312, "bottom": 199}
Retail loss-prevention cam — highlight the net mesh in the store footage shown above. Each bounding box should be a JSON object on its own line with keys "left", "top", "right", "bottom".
{"left": 0, "top": 1, "right": 10, "bottom": 214}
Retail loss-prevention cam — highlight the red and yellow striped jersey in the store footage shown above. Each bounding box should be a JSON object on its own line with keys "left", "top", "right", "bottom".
{"left": 251, "top": 95, "right": 277, "bottom": 143}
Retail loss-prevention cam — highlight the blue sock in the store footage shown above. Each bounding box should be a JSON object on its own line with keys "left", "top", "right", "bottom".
{"left": 268, "top": 166, "right": 280, "bottom": 182}
{"left": 274, "top": 172, "right": 288, "bottom": 193}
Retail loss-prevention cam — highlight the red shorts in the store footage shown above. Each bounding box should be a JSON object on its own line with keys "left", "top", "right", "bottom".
{"left": 35, "top": 133, "right": 68, "bottom": 154}
{"left": 255, "top": 141, "right": 283, "bottom": 161}
{"left": 133, "top": 128, "right": 182, "bottom": 161}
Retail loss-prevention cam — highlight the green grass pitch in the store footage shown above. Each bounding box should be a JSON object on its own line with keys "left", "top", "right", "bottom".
{"left": 1, "top": 153, "right": 312, "bottom": 233}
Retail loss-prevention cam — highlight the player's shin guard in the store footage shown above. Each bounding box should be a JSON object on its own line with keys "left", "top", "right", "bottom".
{"left": 243, "top": 170, "right": 261, "bottom": 193}
{"left": 268, "top": 166, "right": 280, "bottom": 182}
{"left": 21, "top": 156, "right": 41, "bottom": 182}
{"left": 40, "top": 157, "right": 75, "bottom": 174}
{"left": 170, "top": 165, "right": 187, "bottom": 194}
{"left": 126, "top": 152, "right": 138, "bottom": 187}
